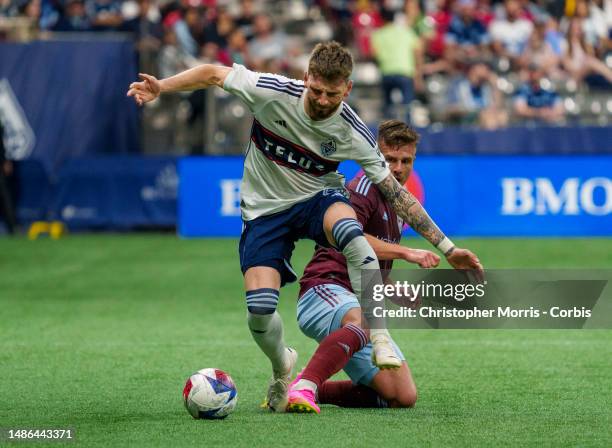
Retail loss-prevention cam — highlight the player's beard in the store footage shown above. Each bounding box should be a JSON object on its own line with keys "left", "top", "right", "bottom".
{"left": 307, "top": 97, "right": 339, "bottom": 120}
{"left": 395, "top": 170, "right": 410, "bottom": 186}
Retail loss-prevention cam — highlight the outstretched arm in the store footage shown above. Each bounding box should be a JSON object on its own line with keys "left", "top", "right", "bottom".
{"left": 365, "top": 234, "right": 439, "bottom": 268}
{"left": 376, "top": 173, "right": 483, "bottom": 274}
{"left": 127, "top": 65, "right": 232, "bottom": 106}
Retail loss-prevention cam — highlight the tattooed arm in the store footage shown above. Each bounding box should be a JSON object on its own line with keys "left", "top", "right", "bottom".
{"left": 377, "top": 174, "right": 445, "bottom": 247}
{"left": 376, "top": 173, "right": 484, "bottom": 273}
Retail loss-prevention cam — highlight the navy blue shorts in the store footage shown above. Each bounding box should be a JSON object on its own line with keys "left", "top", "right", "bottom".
{"left": 239, "top": 188, "right": 351, "bottom": 286}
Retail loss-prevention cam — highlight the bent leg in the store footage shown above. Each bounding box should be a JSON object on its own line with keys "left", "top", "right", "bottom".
{"left": 323, "top": 202, "right": 400, "bottom": 368}
{"left": 319, "top": 362, "right": 416, "bottom": 408}
{"left": 321, "top": 309, "right": 414, "bottom": 408}
{"left": 369, "top": 362, "right": 417, "bottom": 408}
{"left": 318, "top": 380, "right": 388, "bottom": 408}
{"left": 292, "top": 293, "right": 367, "bottom": 394}
{"left": 315, "top": 308, "right": 388, "bottom": 408}
{"left": 322, "top": 202, "right": 380, "bottom": 318}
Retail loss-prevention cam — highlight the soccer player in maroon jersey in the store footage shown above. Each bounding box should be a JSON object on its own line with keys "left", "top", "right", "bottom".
{"left": 287, "top": 120, "right": 439, "bottom": 412}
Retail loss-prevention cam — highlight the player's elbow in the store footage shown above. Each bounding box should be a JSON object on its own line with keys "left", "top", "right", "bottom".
{"left": 199, "top": 64, "right": 231, "bottom": 88}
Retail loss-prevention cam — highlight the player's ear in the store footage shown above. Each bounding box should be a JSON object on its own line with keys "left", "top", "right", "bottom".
{"left": 303, "top": 71, "right": 309, "bottom": 84}
{"left": 344, "top": 80, "right": 353, "bottom": 98}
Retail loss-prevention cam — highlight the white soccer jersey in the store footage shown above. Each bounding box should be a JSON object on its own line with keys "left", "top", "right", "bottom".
{"left": 223, "top": 63, "right": 390, "bottom": 221}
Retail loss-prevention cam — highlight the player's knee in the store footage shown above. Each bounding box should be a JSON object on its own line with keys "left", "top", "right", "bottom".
{"left": 246, "top": 288, "right": 279, "bottom": 315}
{"left": 389, "top": 387, "right": 417, "bottom": 408}
{"left": 340, "top": 307, "right": 364, "bottom": 328}
{"left": 331, "top": 218, "right": 364, "bottom": 252}
{"left": 374, "top": 375, "right": 418, "bottom": 408}
{"left": 387, "top": 380, "right": 417, "bottom": 408}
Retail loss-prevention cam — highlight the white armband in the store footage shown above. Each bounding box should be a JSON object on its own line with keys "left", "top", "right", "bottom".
{"left": 436, "top": 237, "right": 455, "bottom": 256}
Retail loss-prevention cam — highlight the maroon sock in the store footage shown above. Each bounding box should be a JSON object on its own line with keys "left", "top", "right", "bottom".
{"left": 318, "top": 380, "right": 388, "bottom": 408}
{"left": 300, "top": 323, "right": 368, "bottom": 389}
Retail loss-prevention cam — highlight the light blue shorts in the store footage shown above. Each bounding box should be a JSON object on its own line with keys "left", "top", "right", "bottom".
{"left": 297, "top": 283, "right": 405, "bottom": 386}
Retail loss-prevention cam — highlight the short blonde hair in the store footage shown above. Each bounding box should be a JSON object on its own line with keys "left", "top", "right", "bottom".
{"left": 378, "top": 120, "right": 420, "bottom": 148}
{"left": 308, "top": 41, "right": 353, "bottom": 83}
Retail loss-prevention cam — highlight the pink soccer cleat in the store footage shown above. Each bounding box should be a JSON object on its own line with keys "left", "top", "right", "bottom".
{"left": 286, "top": 388, "right": 320, "bottom": 414}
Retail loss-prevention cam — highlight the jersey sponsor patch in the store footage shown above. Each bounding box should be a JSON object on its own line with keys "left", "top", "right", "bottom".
{"left": 250, "top": 119, "right": 339, "bottom": 176}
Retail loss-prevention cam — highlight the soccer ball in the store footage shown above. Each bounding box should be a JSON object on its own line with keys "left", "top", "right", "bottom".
{"left": 183, "top": 368, "right": 238, "bottom": 419}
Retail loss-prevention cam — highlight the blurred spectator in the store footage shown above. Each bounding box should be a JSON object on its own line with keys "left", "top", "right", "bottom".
{"left": 52, "top": 0, "right": 91, "bottom": 31}
{"left": 446, "top": 61, "right": 508, "bottom": 129}
{"left": 514, "top": 64, "right": 565, "bottom": 124}
{"left": 9, "top": 0, "right": 607, "bottom": 133}
{"left": 202, "top": 7, "right": 235, "bottom": 64}
{"left": 562, "top": 17, "right": 612, "bottom": 84}
{"left": 517, "top": 0, "right": 547, "bottom": 22}
{"left": 226, "top": 27, "right": 249, "bottom": 66}
{"left": 0, "top": 119, "right": 16, "bottom": 235}
{"left": 405, "top": 0, "right": 434, "bottom": 39}
{"left": 121, "top": 0, "right": 162, "bottom": 44}
{"left": 39, "top": 0, "right": 62, "bottom": 30}
{"left": 517, "top": 20, "right": 561, "bottom": 79}
{"left": 351, "top": 0, "right": 383, "bottom": 59}
{"left": 542, "top": 16, "right": 564, "bottom": 57}
{"left": 173, "top": 6, "right": 203, "bottom": 58}
{"left": 86, "top": 0, "right": 122, "bottom": 31}
{"left": 0, "top": 0, "right": 38, "bottom": 40}
{"left": 158, "top": 26, "right": 197, "bottom": 79}
{"left": 234, "top": 0, "right": 256, "bottom": 40}
{"left": 22, "top": 0, "right": 40, "bottom": 21}
{"left": 444, "top": 0, "right": 491, "bottom": 68}
{"left": 574, "top": 0, "right": 608, "bottom": 55}
{"left": 490, "top": 0, "right": 533, "bottom": 68}
{"left": 203, "top": 7, "right": 234, "bottom": 48}
{"left": 248, "top": 13, "right": 287, "bottom": 72}
{"left": 1, "top": 0, "right": 20, "bottom": 17}
{"left": 424, "top": 0, "right": 453, "bottom": 72}
{"left": 121, "top": 0, "right": 163, "bottom": 75}
{"left": 475, "top": 0, "right": 495, "bottom": 26}
{"left": 542, "top": 0, "right": 566, "bottom": 18}
{"left": 321, "top": 0, "right": 353, "bottom": 23}
{"left": 371, "top": 7, "right": 423, "bottom": 122}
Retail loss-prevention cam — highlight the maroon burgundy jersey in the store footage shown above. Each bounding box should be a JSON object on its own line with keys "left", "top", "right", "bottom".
{"left": 299, "top": 172, "right": 404, "bottom": 297}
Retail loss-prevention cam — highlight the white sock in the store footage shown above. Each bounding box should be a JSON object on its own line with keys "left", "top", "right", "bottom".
{"left": 293, "top": 379, "right": 318, "bottom": 394}
{"left": 247, "top": 311, "right": 288, "bottom": 374}
{"left": 343, "top": 235, "right": 387, "bottom": 330}
{"left": 370, "top": 328, "right": 391, "bottom": 339}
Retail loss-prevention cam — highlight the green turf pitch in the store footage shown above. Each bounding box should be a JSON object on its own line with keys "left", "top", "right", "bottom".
{"left": 1, "top": 236, "right": 611, "bottom": 447}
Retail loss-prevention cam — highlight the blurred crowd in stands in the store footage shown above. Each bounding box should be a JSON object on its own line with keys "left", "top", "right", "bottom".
{"left": 1, "top": 0, "right": 611, "bottom": 129}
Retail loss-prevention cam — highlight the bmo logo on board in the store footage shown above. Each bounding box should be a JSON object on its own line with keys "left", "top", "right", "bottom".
{"left": 501, "top": 177, "right": 611, "bottom": 216}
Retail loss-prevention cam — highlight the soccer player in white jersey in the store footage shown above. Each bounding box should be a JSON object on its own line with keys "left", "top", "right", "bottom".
{"left": 127, "top": 42, "right": 483, "bottom": 413}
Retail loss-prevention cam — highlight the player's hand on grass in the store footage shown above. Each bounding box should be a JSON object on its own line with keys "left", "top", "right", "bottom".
{"left": 403, "top": 248, "right": 440, "bottom": 268}
{"left": 127, "top": 73, "right": 161, "bottom": 106}
{"left": 446, "top": 248, "right": 484, "bottom": 282}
